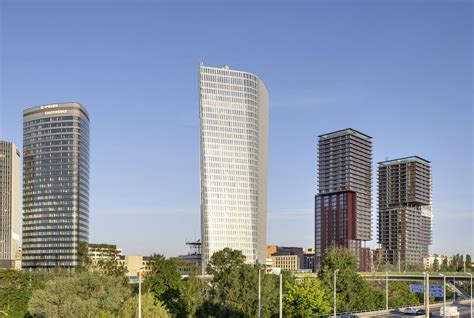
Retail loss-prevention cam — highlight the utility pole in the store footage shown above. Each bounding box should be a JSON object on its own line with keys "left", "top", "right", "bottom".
{"left": 426, "top": 272, "right": 430, "bottom": 318}
{"left": 333, "top": 269, "right": 339, "bottom": 318}
{"left": 279, "top": 273, "right": 282, "bottom": 318}
{"left": 138, "top": 269, "right": 142, "bottom": 318}
{"left": 466, "top": 272, "right": 472, "bottom": 318}
{"left": 385, "top": 271, "right": 389, "bottom": 310}
{"left": 398, "top": 251, "right": 401, "bottom": 273}
{"left": 453, "top": 272, "right": 456, "bottom": 302}
{"left": 258, "top": 268, "right": 261, "bottom": 318}
{"left": 440, "top": 274, "right": 446, "bottom": 317}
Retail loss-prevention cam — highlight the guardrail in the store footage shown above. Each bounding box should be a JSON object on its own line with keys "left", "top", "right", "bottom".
{"left": 309, "top": 300, "right": 471, "bottom": 317}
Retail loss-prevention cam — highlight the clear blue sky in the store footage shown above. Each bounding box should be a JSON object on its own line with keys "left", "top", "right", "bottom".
{"left": 1, "top": 0, "right": 472, "bottom": 257}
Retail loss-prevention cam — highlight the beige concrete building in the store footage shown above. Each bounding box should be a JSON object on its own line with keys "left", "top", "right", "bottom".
{"left": 423, "top": 255, "right": 452, "bottom": 269}
{"left": 0, "top": 141, "right": 21, "bottom": 269}
{"left": 118, "top": 255, "right": 150, "bottom": 277}
{"left": 271, "top": 254, "right": 302, "bottom": 271}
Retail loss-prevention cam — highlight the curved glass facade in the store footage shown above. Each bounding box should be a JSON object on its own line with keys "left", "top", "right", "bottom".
{"left": 199, "top": 65, "right": 268, "bottom": 272}
{"left": 22, "top": 103, "right": 89, "bottom": 269}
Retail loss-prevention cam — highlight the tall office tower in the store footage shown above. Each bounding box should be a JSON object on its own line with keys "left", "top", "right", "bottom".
{"left": 378, "top": 156, "right": 432, "bottom": 266}
{"left": 0, "top": 141, "right": 21, "bottom": 269}
{"left": 199, "top": 64, "right": 268, "bottom": 272}
{"left": 22, "top": 103, "right": 90, "bottom": 269}
{"left": 315, "top": 128, "right": 372, "bottom": 271}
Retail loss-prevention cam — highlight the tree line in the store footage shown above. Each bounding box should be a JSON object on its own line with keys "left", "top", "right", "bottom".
{"left": 0, "top": 246, "right": 464, "bottom": 317}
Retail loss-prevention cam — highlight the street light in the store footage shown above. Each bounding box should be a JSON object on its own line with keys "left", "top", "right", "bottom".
{"left": 279, "top": 273, "right": 282, "bottom": 318}
{"left": 138, "top": 267, "right": 146, "bottom": 318}
{"left": 385, "top": 271, "right": 389, "bottom": 310}
{"left": 258, "top": 268, "right": 261, "bottom": 318}
{"left": 440, "top": 274, "right": 446, "bottom": 317}
{"left": 465, "top": 272, "right": 472, "bottom": 318}
{"left": 333, "top": 269, "right": 339, "bottom": 318}
{"left": 453, "top": 272, "right": 456, "bottom": 303}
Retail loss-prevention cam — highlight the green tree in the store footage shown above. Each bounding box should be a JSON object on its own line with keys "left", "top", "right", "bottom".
{"left": 0, "top": 269, "right": 48, "bottom": 318}
{"left": 94, "top": 245, "right": 128, "bottom": 278}
{"left": 121, "top": 292, "right": 170, "bottom": 318}
{"left": 466, "top": 254, "right": 472, "bottom": 271}
{"left": 373, "top": 281, "right": 421, "bottom": 307}
{"left": 432, "top": 258, "right": 440, "bottom": 272}
{"left": 204, "top": 248, "right": 278, "bottom": 317}
{"left": 77, "top": 241, "right": 92, "bottom": 272}
{"left": 28, "top": 272, "right": 131, "bottom": 317}
{"left": 319, "top": 247, "right": 384, "bottom": 312}
{"left": 178, "top": 274, "right": 205, "bottom": 317}
{"left": 143, "top": 254, "right": 184, "bottom": 316}
{"left": 441, "top": 256, "right": 449, "bottom": 271}
{"left": 283, "top": 278, "right": 331, "bottom": 317}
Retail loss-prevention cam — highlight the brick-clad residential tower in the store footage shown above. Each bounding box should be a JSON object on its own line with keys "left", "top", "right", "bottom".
{"left": 377, "top": 156, "right": 432, "bottom": 266}
{"left": 315, "top": 128, "right": 372, "bottom": 271}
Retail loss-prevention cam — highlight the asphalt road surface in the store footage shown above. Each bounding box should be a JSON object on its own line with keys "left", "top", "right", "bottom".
{"left": 380, "top": 302, "right": 472, "bottom": 317}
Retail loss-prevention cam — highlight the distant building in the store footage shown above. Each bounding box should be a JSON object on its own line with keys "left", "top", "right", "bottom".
{"left": 378, "top": 156, "right": 432, "bottom": 266}
{"left": 423, "top": 255, "right": 452, "bottom": 269}
{"left": 22, "top": 103, "right": 90, "bottom": 269}
{"left": 0, "top": 141, "right": 21, "bottom": 269}
{"left": 267, "top": 245, "right": 315, "bottom": 272}
{"left": 88, "top": 243, "right": 123, "bottom": 263}
{"left": 118, "top": 255, "right": 150, "bottom": 277}
{"left": 271, "top": 254, "right": 302, "bottom": 271}
{"left": 315, "top": 129, "right": 372, "bottom": 271}
{"left": 178, "top": 240, "right": 202, "bottom": 275}
{"left": 199, "top": 64, "right": 269, "bottom": 273}
{"left": 303, "top": 249, "right": 316, "bottom": 271}
{"left": 266, "top": 245, "right": 278, "bottom": 258}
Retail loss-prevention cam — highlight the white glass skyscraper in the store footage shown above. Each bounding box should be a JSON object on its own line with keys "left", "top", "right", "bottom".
{"left": 199, "top": 64, "right": 268, "bottom": 272}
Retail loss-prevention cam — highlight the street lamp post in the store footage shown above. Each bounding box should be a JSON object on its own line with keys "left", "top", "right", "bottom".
{"left": 424, "top": 272, "right": 430, "bottom": 318}
{"left": 258, "top": 268, "right": 261, "bottom": 318}
{"left": 138, "top": 267, "right": 146, "bottom": 318}
{"left": 440, "top": 274, "right": 446, "bottom": 317}
{"left": 333, "top": 269, "right": 339, "bottom": 318}
{"left": 138, "top": 270, "right": 142, "bottom": 318}
{"left": 465, "top": 272, "right": 472, "bottom": 318}
{"left": 385, "top": 271, "right": 389, "bottom": 310}
{"left": 453, "top": 272, "right": 456, "bottom": 303}
{"left": 279, "top": 273, "right": 282, "bottom": 318}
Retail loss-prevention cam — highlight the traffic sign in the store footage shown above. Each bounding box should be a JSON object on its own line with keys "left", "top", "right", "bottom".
{"left": 409, "top": 285, "right": 444, "bottom": 296}
{"left": 410, "top": 284, "right": 424, "bottom": 292}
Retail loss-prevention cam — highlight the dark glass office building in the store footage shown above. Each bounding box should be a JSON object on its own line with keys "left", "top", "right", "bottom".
{"left": 22, "top": 103, "right": 89, "bottom": 269}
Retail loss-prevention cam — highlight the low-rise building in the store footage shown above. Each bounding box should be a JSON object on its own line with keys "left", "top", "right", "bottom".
{"left": 177, "top": 240, "right": 202, "bottom": 275}
{"left": 118, "top": 255, "right": 151, "bottom": 278}
{"left": 267, "top": 245, "right": 316, "bottom": 272}
{"left": 423, "top": 255, "right": 453, "bottom": 269}
{"left": 89, "top": 243, "right": 123, "bottom": 263}
{"left": 271, "top": 254, "right": 302, "bottom": 271}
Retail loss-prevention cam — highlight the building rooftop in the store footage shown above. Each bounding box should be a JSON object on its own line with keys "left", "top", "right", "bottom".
{"left": 318, "top": 128, "right": 372, "bottom": 140}
{"left": 378, "top": 156, "right": 430, "bottom": 165}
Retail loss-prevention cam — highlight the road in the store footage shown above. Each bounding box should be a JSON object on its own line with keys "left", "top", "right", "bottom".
{"left": 379, "top": 302, "right": 471, "bottom": 317}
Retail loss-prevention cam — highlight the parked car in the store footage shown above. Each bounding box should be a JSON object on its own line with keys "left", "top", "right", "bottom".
{"left": 403, "top": 307, "right": 417, "bottom": 315}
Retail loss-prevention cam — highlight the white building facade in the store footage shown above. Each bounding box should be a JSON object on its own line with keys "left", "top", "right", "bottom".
{"left": 0, "top": 141, "right": 21, "bottom": 269}
{"left": 199, "top": 64, "right": 268, "bottom": 273}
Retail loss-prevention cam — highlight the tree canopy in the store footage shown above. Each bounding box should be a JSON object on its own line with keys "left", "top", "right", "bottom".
{"left": 28, "top": 272, "right": 130, "bottom": 317}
